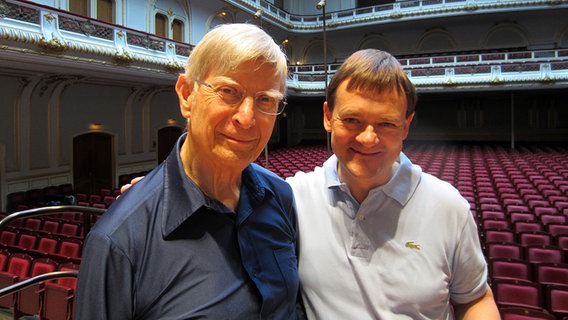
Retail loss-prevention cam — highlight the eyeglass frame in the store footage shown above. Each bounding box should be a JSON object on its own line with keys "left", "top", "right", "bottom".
{"left": 194, "top": 79, "right": 287, "bottom": 116}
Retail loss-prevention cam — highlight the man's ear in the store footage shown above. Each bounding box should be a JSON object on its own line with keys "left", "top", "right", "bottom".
{"left": 176, "top": 75, "right": 193, "bottom": 118}
{"left": 402, "top": 112, "right": 415, "bottom": 140}
{"left": 323, "top": 101, "right": 332, "bottom": 133}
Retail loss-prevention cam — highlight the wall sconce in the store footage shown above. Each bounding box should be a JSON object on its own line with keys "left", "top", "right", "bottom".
{"left": 89, "top": 123, "right": 104, "bottom": 130}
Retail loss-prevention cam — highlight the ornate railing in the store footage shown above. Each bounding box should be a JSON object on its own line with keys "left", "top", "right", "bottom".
{"left": 226, "top": 0, "right": 568, "bottom": 32}
{"left": 1, "top": 0, "right": 567, "bottom": 91}
{"left": 287, "top": 49, "right": 568, "bottom": 91}
{"left": 0, "top": 0, "right": 192, "bottom": 73}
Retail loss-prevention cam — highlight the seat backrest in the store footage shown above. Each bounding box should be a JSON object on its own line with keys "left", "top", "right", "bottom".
{"left": 57, "top": 263, "right": 80, "bottom": 289}
{"left": 557, "top": 235, "right": 568, "bottom": 250}
{"left": 30, "top": 258, "right": 59, "bottom": 277}
{"left": 0, "top": 228, "right": 18, "bottom": 246}
{"left": 534, "top": 263, "right": 568, "bottom": 286}
{"left": 59, "top": 222, "right": 80, "bottom": 237}
{"left": 482, "top": 218, "right": 512, "bottom": 230}
{"left": 540, "top": 214, "right": 567, "bottom": 226}
{"left": 489, "top": 258, "right": 532, "bottom": 282}
{"left": 6, "top": 253, "right": 33, "bottom": 278}
{"left": 480, "top": 211, "right": 506, "bottom": 220}
{"left": 492, "top": 278, "right": 542, "bottom": 310}
{"left": 545, "top": 284, "right": 568, "bottom": 318}
{"left": 517, "top": 231, "right": 552, "bottom": 247}
{"left": 485, "top": 242, "right": 523, "bottom": 260}
{"left": 483, "top": 229, "right": 515, "bottom": 243}
{"left": 23, "top": 218, "right": 42, "bottom": 231}
{"left": 513, "top": 221, "right": 543, "bottom": 233}
{"left": 58, "top": 239, "right": 83, "bottom": 259}
{"left": 506, "top": 205, "right": 530, "bottom": 214}
{"left": 42, "top": 220, "right": 61, "bottom": 234}
{"left": 17, "top": 232, "right": 38, "bottom": 250}
{"left": 36, "top": 235, "right": 61, "bottom": 255}
{"left": 525, "top": 245, "right": 563, "bottom": 264}
{"left": 509, "top": 212, "right": 536, "bottom": 223}
{"left": 528, "top": 199, "right": 551, "bottom": 210}
{"left": 547, "top": 223, "right": 568, "bottom": 237}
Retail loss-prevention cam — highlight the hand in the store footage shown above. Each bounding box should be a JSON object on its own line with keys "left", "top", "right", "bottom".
{"left": 118, "top": 176, "right": 145, "bottom": 198}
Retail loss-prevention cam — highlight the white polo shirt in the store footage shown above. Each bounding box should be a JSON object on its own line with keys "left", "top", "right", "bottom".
{"left": 287, "top": 153, "right": 488, "bottom": 320}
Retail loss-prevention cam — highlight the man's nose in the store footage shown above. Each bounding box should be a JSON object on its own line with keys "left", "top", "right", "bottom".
{"left": 233, "top": 96, "right": 256, "bottom": 129}
{"left": 357, "top": 125, "right": 380, "bottom": 145}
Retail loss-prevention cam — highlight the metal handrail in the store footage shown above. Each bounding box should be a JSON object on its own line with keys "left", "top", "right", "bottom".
{"left": 0, "top": 205, "right": 106, "bottom": 235}
{"left": 0, "top": 271, "right": 78, "bottom": 298}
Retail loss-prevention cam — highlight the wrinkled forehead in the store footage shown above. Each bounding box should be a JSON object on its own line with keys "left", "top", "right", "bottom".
{"left": 207, "top": 60, "right": 286, "bottom": 91}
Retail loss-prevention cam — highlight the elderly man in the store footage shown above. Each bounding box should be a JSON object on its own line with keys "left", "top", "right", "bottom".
{"left": 75, "top": 23, "right": 299, "bottom": 319}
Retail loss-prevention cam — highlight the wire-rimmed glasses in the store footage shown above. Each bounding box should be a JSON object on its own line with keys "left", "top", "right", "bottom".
{"left": 195, "top": 79, "right": 287, "bottom": 116}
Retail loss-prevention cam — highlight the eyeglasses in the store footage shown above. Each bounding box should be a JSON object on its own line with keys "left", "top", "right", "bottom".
{"left": 195, "top": 79, "right": 287, "bottom": 116}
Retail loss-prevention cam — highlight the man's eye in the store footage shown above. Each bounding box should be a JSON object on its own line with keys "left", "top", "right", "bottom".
{"left": 343, "top": 118, "right": 359, "bottom": 124}
{"left": 257, "top": 95, "right": 275, "bottom": 105}
{"left": 218, "top": 86, "right": 239, "bottom": 96}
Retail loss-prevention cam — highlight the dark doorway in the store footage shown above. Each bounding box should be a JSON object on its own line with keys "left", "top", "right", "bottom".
{"left": 157, "top": 126, "right": 183, "bottom": 163}
{"left": 73, "top": 132, "right": 114, "bottom": 195}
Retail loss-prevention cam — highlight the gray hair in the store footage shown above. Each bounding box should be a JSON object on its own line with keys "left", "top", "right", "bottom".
{"left": 184, "top": 23, "right": 288, "bottom": 92}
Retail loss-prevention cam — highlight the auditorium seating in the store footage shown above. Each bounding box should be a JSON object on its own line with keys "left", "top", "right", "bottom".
{"left": 1, "top": 142, "right": 567, "bottom": 317}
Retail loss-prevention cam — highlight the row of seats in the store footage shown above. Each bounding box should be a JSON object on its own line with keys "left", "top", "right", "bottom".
{"left": 256, "top": 142, "right": 568, "bottom": 318}
{"left": 0, "top": 208, "right": 97, "bottom": 319}
{"left": 1, "top": 142, "right": 567, "bottom": 318}
{"left": 6, "top": 184, "right": 75, "bottom": 213}
{"left": 0, "top": 251, "right": 78, "bottom": 320}
{"left": 0, "top": 228, "right": 83, "bottom": 264}
{"left": 492, "top": 277, "right": 567, "bottom": 319}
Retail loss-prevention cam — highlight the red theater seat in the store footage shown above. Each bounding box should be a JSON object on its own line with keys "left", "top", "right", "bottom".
{"left": 492, "top": 278, "right": 543, "bottom": 310}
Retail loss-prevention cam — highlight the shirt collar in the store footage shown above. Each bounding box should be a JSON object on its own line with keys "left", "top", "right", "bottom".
{"left": 160, "top": 133, "right": 272, "bottom": 238}
{"left": 323, "top": 152, "right": 422, "bottom": 206}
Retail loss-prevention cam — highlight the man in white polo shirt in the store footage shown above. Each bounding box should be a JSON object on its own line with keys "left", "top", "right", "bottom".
{"left": 286, "top": 49, "right": 499, "bottom": 319}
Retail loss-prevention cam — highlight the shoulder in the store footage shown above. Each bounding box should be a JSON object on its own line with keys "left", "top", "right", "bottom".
{"left": 90, "top": 165, "right": 165, "bottom": 239}
{"left": 249, "top": 163, "right": 290, "bottom": 189}
{"left": 414, "top": 172, "right": 471, "bottom": 213}
{"left": 286, "top": 166, "right": 322, "bottom": 190}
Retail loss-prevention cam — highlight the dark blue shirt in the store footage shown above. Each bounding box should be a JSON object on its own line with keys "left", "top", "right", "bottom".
{"left": 76, "top": 134, "right": 299, "bottom": 319}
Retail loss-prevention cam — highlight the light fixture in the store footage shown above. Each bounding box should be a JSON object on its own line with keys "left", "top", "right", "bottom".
{"left": 254, "top": 9, "right": 262, "bottom": 28}
{"left": 89, "top": 123, "right": 104, "bottom": 130}
{"left": 316, "top": 0, "right": 326, "bottom": 9}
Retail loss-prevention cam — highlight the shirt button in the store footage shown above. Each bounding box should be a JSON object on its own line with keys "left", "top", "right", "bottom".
{"left": 358, "top": 214, "right": 365, "bottom": 221}
{"left": 252, "top": 268, "right": 259, "bottom": 277}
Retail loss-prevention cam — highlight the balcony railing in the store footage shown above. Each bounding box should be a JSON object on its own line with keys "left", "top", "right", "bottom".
{"left": 0, "top": 0, "right": 192, "bottom": 73}
{"left": 226, "top": 0, "right": 568, "bottom": 32}
{"left": 287, "top": 49, "right": 568, "bottom": 91}
{"left": 1, "top": 0, "right": 567, "bottom": 91}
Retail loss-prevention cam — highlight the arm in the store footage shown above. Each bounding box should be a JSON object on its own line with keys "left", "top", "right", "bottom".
{"left": 453, "top": 285, "right": 500, "bottom": 320}
{"left": 75, "top": 232, "right": 134, "bottom": 319}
